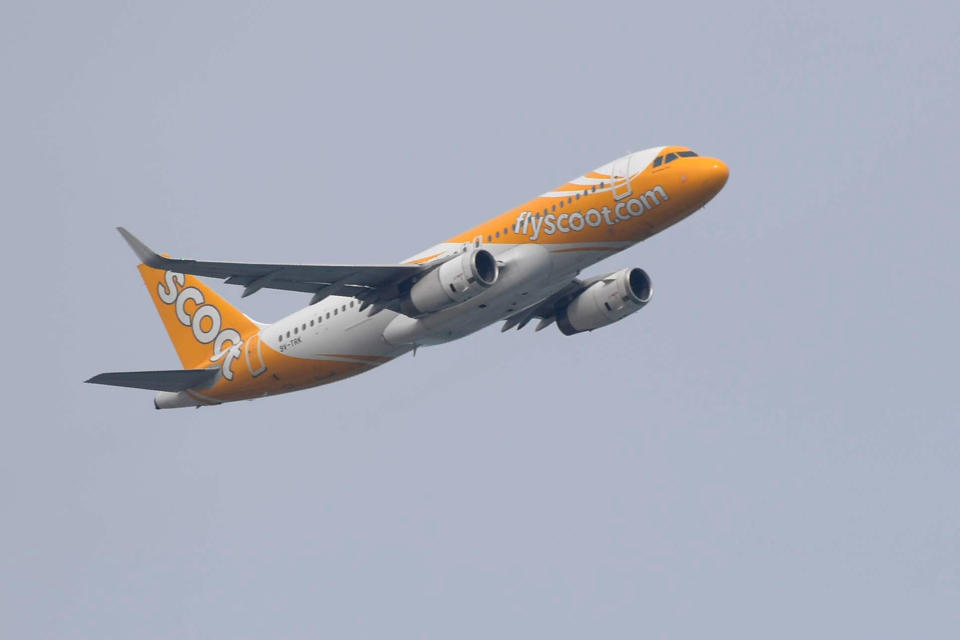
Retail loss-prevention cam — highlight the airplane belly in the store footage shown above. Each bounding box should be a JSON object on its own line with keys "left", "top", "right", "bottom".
{"left": 384, "top": 243, "right": 577, "bottom": 346}
{"left": 304, "top": 307, "right": 407, "bottom": 360}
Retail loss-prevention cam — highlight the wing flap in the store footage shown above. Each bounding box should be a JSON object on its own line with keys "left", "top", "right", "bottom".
{"left": 85, "top": 368, "right": 219, "bottom": 392}
{"left": 501, "top": 278, "right": 586, "bottom": 331}
{"left": 500, "top": 271, "right": 618, "bottom": 331}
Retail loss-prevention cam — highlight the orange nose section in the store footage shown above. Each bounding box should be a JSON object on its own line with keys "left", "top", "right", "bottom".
{"left": 690, "top": 157, "right": 729, "bottom": 205}
{"left": 705, "top": 158, "right": 729, "bottom": 193}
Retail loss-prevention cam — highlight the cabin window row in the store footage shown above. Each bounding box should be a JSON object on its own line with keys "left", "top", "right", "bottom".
{"left": 278, "top": 300, "right": 357, "bottom": 341}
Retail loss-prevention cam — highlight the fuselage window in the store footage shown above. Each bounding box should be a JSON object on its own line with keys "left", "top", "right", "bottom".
{"left": 495, "top": 231, "right": 500, "bottom": 238}
{"left": 591, "top": 185, "right": 596, "bottom": 192}
{"left": 575, "top": 193, "right": 580, "bottom": 200}
{"left": 286, "top": 331, "right": 290, "bottom": 338}
{"left": 677, "top": 150, "right": 698, "bottom": 157}
{"left": 568, "top": 197, "right": 572, "bottom": 204}
{"left": 294, "top": 327, "right": 298, "bottom": 334}
{"left": 664, "top": 153, "right": 678, "bottom": 163}
{"left": 334, "top": 309, "right": 338, "bottom": 316}
{"left": 326, "top": 312, "right": 330, "bottom": 319}
{"left": 350, "top": 301, "right": 354, "bottom": 308}
{"left": 341, "top": 304, "right": 346, "bottom": 312}
{"left": 653, "top": 156, "right": 663, "bottom": 167}
{"left": 503, "top": 227, "right": 508, "bottom": 235}
{"left": 302, "top": 323, "right": 306, "bottom": 330}
{"left": 551, "top": 204, "right": 556, "bottom": 212}
{"left": 487, "top": 235, "right": 492, "bottom": 242}
{"left": 278, "top": 336, "right": 282, "bottom": 343}
{"left": 310, "top": 319, "right": 314, "bottom": 326}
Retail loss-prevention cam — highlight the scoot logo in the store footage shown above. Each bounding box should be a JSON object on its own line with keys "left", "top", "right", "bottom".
{"left": 515, "top": 185, "right": 669, "bottom": 241}
{"left": 157, "top": 271, "right": 243, "bottom": 381}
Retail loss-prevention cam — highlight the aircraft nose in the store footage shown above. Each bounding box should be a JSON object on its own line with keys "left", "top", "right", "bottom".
{"left": 706, "top": 158, "right": 729, "bottom": 191}
{"left": 693, "top": 157, "right": 728, "bottom": 201}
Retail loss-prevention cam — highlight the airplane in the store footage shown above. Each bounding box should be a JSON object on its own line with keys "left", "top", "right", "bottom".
{"left": 87, "top": 146, "right": 729, "bottom": 409}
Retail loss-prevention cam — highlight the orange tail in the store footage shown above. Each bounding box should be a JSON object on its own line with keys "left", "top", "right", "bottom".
{"left": 137, "top": 264, "right": 261, "bottom": 369}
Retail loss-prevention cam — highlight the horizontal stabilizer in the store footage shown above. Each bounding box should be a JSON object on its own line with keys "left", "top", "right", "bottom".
{"left": 85, "top": 368, "right": 219, "bottom": 392}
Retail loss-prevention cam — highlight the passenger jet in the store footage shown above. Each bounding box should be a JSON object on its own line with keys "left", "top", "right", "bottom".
{"left": 87, "top": 146, "right": 729, "bottom": 409}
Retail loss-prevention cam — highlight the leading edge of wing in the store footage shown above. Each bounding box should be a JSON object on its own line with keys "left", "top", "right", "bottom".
{"left": 116, "top": 227, "right": 423, "bottom": 296}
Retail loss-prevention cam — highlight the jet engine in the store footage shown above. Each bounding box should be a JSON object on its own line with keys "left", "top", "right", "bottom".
{"left": 557, "top": 267, "right": 652, "bottom": 335}
{"left": 404, "top": 248, "right": 499, "bottom": 315}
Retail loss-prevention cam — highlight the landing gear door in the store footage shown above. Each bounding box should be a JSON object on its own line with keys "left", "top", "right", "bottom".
{"left": 610, "top": 155, "right": 632, "bottom": 201}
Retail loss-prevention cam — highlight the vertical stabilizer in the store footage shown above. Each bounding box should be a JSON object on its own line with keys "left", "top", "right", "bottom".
{"left": 136, "top": 263, "right": 260, "bottom": 369}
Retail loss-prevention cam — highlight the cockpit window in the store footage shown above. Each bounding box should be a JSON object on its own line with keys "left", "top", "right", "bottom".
{"left": 664, "top": 152, "right": 678, "bottom": 163}
{"left": 653, "top": 156, "right": 663, "bottom": 167}
{"left": 677, "top": 150, "right": 698, "bottom": 157}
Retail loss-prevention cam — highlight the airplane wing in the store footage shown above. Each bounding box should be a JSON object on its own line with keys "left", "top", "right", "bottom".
{"left": 117, "top": 227, "right": 425, "bottom": 304}
{"left": 499, "top": 273, "right": 610, "bottom": 332}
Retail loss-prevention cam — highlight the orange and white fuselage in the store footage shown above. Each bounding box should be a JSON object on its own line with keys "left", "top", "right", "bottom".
{"left": 89, "top": 146, "right": 729, "bottom": 408}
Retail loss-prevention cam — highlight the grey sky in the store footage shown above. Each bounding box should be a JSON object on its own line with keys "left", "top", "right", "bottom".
{"left": 2, "top": 1, "right": 958, "bottom": 637}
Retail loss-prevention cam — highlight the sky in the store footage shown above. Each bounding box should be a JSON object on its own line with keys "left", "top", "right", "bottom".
{"left": 2, "top": 1, "right": 959, "bottom": 638}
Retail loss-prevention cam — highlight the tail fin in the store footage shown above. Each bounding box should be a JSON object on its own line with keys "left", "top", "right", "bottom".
{"left": 137, "top": 262, "right": 260, "bottom": 369}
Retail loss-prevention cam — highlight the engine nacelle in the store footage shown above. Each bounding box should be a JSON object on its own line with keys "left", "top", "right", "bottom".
{"left": 557, "top": 267, "right": 652, "bottom": 335}
{"left": 404, "top": 248, "right": 499, "bottom": 315}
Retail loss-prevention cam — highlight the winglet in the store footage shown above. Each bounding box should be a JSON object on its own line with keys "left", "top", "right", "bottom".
{"left": 117, "top": 227, "right": 165, "bottom": 268}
